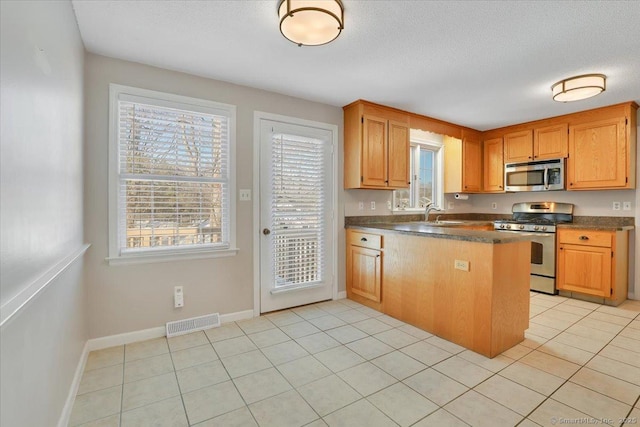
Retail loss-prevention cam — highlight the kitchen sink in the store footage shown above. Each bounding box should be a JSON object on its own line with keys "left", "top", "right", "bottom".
{"left": 409, "top": 220, "right": 464, "bottom": 226}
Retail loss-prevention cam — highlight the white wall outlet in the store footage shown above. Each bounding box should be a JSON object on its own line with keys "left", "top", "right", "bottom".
{"left": 447, "top": 201, "right": 454, "bottom": 210}
{"left": 454, "top": 260, "right": 469, "bottom": 272}
{"left": 370, "top": 201, "right": 376, "bottom": 210}
{"left": 387, "top": 200, "right": 392, "bottom": 210}
{"left": 612, "top": 201, "right": 621, "bottom": 211}
{"left": 239, "top": 189, "right": 251, "bottom": 201}
{"left": 174, "top": 286, "right": 184, "bottom": 308}
{"left": 358, "top": 201, "right": 364, "bottom": 211}
{"left": 491, "top": 202, "right": 498, "bottom": 210}
{"left": 623, "top": 201, "right": 631, "bottom": 211}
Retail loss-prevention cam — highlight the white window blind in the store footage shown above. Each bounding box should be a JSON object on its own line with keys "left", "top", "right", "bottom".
{"left": 270, "top": 133, "right": 325, "bottom": 288}
{"left": 114, "top": 91, "right": 233, "bottom": 257}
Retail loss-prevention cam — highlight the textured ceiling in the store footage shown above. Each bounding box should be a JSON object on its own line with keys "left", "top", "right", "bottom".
{"left": 71, "top": 0, "right": 640, "bottom": 130}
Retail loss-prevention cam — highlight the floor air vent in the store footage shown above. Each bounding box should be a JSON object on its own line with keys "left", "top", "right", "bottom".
{"left": 166, "top": 313, "right": 220, "bottom": 338}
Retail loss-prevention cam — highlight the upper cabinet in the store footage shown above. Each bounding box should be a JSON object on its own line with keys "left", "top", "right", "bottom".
{"left": 444, "top": 132, "right": 482, "bottom": 193}
{"left": 568, "top": 117, "right": 628, "bottom": 190}
{"left": 344, "top": 101, "right": 410, "bottom": 189}
{"left": 483, "top": 137, "right": 504, "bottom": 192}
{"left": 534, "top": 123, "right": 568, "bottom": 159}
{"left": 503, "top": 130, "right": 533, "bottom": 163}
{"left": 462, "top": 131, "right": 483, "bottom": 192}
{"left": 503, "top": 125, "right": 569, "bottom": 163}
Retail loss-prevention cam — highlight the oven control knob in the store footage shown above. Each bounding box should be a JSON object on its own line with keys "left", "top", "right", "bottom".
{"left": 541, "top": 226, "right": 547, "bottom": 231}
{"left": 499, "top": 224, "right": 505, "bottom": 229}
{"left": 518, "top": 225, "right": 525, "bottom": 230}
{"left": 506, "top": 224, "right": 511, "bottom": 229}
{"left": 533, "top": 226, "right": 540, "bottom": 231}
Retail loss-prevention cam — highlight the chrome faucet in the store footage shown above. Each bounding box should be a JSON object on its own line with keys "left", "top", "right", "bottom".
{"left": 424, "top": 203, "right": 443, "bottom": 221}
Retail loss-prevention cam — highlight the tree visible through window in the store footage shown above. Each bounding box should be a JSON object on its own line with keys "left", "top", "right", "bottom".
{"left": 392, "top": 133, "right": 443, "bottom": 211}
{"left": 109, "top": 85, "right": 235, "bottom": 259}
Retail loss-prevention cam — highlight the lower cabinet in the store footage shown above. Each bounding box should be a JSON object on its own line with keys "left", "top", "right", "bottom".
{"left": 346, "top": 230, "right": 382, "bottom": 310}
{"left": 557, "top": 228, "right": 629, "bottom": 306}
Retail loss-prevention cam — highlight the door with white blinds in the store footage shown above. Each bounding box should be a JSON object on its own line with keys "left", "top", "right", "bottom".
{"left": 259, "top": 119, "right": 334, "bottom": 313}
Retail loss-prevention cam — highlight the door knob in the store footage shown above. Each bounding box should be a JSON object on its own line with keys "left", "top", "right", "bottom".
{"left": 263, "top": 228, "right": 271, "bottom": 235}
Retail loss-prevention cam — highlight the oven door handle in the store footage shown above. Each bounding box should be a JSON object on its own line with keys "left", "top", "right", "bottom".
{"left": 543, "top": 167, "right": 549, "bottom": 190}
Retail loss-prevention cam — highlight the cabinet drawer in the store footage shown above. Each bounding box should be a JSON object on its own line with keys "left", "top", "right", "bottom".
{"left": 347, "top": 230, "right": 382, "bottom": 250}
{"left": 558, "top": 229, "right": 612, "bottom": 247}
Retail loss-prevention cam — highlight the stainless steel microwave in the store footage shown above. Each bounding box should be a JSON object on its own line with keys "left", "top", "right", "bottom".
{"left": 504, "top": 158, "right": 565, "bottom": 192}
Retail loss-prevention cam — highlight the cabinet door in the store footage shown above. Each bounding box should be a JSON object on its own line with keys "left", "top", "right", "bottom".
{"left": 362, "top": 115, "right": 388, "bottom": 187}
{"left": 568, "top": 118, "right": 627, "bottom": 189}
{"left": 387, "top": 120, "right": 410, "bottom": 188}
{"left": 557, "top": 243, "right": 612, "bottom": 297}
{"left": 504, "top": 130, "right": 534, "bottom": 163}
{"left": 534, "top": 123, "right": 568, "bottom": 159}
{"left": 346, "top": 245, "right": 382, "bottom": 302}
{"left": 483, "top": 137, "right": 504, "bottom": 192}
{"left": 462, "top": 135, "right": 482, "bottom": 192}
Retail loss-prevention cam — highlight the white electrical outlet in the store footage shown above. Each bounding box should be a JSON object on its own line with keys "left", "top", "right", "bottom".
{"left": 370, "top": 201, "right": 376, "bottom": 210}
{"left": 387, "top": 200, "right": 392, "bottom": 210}
{"left": 454, "top": 260, "right": 469, "bottom": 272}
{"left": 623, "top": 201, "right": 631, "bottom": 211}
{"left": 447, "top": 201, "right": 454, "bottom": 210}
{"left": 174, "top": 286, "right": 184, "bottom": 308}
{"left": 612, "top": 201, "right": 621, "bottom": 211}
{"left": 491, "top": 202, "right": 497, "bottom": 210}
{"left": 358, "top": 201, "right": 364, "bottom": 211}
{"left": 239, "top": 189, "right": 251, "bottom": 201}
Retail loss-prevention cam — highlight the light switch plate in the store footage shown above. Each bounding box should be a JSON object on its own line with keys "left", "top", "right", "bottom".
{"left": 239, "top": 189, "right": 251, "bottom": 201}
{"left": 623, "top": 201, "right": 631, "bottom": 211}
{"left": 370, "top": 201, "right": 376, "bottom": 210}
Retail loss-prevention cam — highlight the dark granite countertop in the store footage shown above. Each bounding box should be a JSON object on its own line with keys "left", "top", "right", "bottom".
{"left": 346, "top": 214, "right": 634, "bottom": 232}
{"left": 346, "top": 223, "right": 533, "bottom": 244}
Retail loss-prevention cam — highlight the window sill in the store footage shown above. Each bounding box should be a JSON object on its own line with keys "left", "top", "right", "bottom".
{"left": 391, "top": 208, "right": 428, "bottom": 214}
{"left": 106, "top": 248, "right": 240, "bottom": 266}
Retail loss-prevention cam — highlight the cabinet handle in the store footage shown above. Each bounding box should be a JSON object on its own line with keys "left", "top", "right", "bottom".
{"left": 361, "top": 237, "right": 368, "bottom": 242}
{"left": 376, "top": 254, "right": 380, "bottom": 258}
{"left": 579, "top": 235, "right": 589, "bottom": 240}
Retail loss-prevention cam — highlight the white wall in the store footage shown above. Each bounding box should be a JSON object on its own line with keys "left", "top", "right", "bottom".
{"left": 84, "top": 54, "right": 343, "bottom": 338}
{"left": 0, "top": 1, "right": 87, "bottom": 425}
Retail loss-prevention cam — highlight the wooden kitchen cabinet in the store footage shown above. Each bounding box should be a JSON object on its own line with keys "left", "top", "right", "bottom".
{"left": 534, "top": 123, "right": 568, "bottom": 159}
{"left": 483, "top": 137, "right": 504, "bottom": 192}
{"left": 346, "top": 230, "right": 382, "bottom": 310}
{"left": 567, "top": 117, "right": 629, "bottom": 190}
{"left": 503, "top": 125, "right": 568, "bottom": 163}
{"left": 503, "top": 130, "right": 533, "bottom": 163}
{"left": 344, "top": 101, "right": 410, "bottom": 189}
{"left": 444, "top": 131, "right": 482, "bottom": 193}
{"left": 557, "top": 228, "right": 629, "bottom": 306}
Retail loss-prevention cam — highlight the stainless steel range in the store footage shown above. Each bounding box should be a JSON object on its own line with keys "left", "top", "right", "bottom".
{"left": 494, "top": 202, "right": 574, "bottom": 294}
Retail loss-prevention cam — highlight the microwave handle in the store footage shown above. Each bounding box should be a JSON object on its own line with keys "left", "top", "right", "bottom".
{"left": 544, "top": 167, "right": 549, "bottom": 190}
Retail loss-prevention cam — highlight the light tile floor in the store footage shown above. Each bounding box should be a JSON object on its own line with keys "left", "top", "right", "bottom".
{"left": 70, "top": 294, "right": 640, "bottom": 427}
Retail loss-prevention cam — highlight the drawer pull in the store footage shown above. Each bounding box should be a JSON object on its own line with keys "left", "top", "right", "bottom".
{"left": 361, "top": 237, "right": 368, "bottom": 242}
{"left": 376, "top": 254, "right": 380, "bottom": 258}
{"left": 579, "top": 235, "right": 589, "bottom": 240}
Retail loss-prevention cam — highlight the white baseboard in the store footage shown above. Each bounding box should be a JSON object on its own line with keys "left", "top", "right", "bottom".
{"left": 57, "top": 341, "right": 89, "bottom": 427}
{"left": 86, "top": 308, "right": 255, "bottom": 351}
{"left": 87, "top": 326, "right": 166, "bottom": 351}
{"left": 220, "top": 309, "right": 255, "bottom": 323}
{"left": 337, "top": 291, "right": 347, "bottom": 300}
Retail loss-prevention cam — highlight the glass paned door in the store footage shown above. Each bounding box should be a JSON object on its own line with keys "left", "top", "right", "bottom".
{"left": 259, "top": 119, "right": 334, "bottom": 313}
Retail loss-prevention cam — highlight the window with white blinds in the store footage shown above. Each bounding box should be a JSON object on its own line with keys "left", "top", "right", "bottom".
{"left": 270, "top": 133, "right": 326, "bottom": 289}
{"left": 108, "top": 85, "right": 236, "bottom": 262}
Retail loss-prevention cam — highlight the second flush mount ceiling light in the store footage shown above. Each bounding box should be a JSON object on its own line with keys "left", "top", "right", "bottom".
{"left": 551, "top": 74, "right": 606, "bottom": 102}
{"left": 278, "top": 0, "right": 344, "bottom": 46}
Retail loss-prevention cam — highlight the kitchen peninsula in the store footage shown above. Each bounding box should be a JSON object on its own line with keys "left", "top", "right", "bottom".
{"left": 346, "top": 222, "right": 531, "bottom": 358}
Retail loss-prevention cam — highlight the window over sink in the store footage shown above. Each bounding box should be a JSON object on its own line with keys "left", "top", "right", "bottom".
{"left": 392, "top": 129, "right": 444, "bottom": 212}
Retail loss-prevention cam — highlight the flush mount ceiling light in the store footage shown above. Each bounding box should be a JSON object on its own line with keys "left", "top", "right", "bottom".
{"left": 278, "top": 0, "right": 344, "bottom": 46}
{"left": 551, "top": 74, "right": 606, "bottom": 102}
